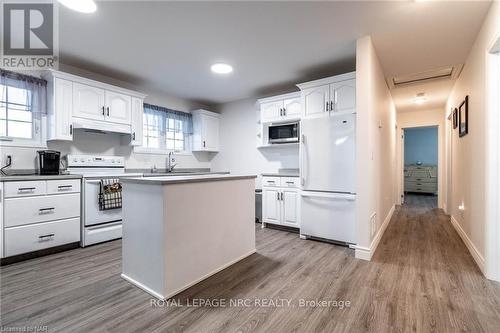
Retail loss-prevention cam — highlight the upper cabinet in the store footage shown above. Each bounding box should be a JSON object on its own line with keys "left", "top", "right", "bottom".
{"left": 259, "top": 92, "right": 301, "bottom": 123}
{"left": 192, "top": 109, "right": 220, "bottom": 152}
{"left": 42, "top": 70, "right": 146, "bottom": 143}
{"left": 297, "top": 72, "right": 356, "bottom": 118}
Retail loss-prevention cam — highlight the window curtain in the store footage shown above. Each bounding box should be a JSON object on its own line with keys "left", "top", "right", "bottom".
{"left": 0, "top": 69, "right": 47, "bottom": 115}
{"left": 143, "top": 103, "right": 193, "bottom": 134}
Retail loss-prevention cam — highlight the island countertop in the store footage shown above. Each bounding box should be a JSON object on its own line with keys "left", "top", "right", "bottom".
{"left": 120, "top": 173, "right": 256, "bottom": 185}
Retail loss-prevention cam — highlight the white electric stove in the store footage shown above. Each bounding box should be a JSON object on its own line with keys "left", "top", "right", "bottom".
{"left": 66, "top": 154, "right": 142, "bottom": 247}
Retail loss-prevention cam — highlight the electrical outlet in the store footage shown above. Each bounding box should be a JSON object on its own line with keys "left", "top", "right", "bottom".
{"left": 370, "top": 213, "right": 377, "bottom": 237}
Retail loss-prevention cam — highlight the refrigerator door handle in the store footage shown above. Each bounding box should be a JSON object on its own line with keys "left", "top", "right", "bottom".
{"left": 301, "top": 134, "right": 307, "bottom": 187}
{"left": 301, "top": 192, "right": 356, "bottom": 201}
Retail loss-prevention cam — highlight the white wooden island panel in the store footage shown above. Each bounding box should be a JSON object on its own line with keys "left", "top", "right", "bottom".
{"left": 121, "top": 174, "right": 257, "bottom": 299}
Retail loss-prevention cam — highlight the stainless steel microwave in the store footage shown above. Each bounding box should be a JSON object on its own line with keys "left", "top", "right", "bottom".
{"left": 268, "top": 122, "right": 299, "bottom": 144}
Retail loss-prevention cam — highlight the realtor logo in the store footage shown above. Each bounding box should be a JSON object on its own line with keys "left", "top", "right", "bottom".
{"left": 1, "top": 1, "right": 58, "bottom": 69}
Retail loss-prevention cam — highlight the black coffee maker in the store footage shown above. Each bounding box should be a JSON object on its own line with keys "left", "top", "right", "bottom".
{"left": 37, "top": 150, "right": 60, "bottom": 175}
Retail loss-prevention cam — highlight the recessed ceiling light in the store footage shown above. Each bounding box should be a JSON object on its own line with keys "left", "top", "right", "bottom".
{"left": 58, "top": 0, "right": 97, "bottom": 13}
{"left": 211, "top": 63, "right": 233, "bottom": 74}
{"left": 414, "top": 93, "right": 426, "bottom": 105}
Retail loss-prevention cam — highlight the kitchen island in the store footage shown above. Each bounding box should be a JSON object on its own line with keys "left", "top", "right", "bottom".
{"left": 120, "top": 174, "right": 257, "bottom": 299}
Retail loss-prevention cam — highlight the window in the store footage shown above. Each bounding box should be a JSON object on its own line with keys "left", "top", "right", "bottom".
{"left": 0, "top": 70, "right": 47, "bottom": 147}
{"left": 139, "top": 103, "right": 193, "bottom": 154}
{"left": 0, "top": 85, "right": 35, "bottom": 139}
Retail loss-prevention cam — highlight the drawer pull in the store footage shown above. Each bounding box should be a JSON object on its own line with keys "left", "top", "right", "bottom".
{"left": 39, "top": 207, "right": 55, "bottom": 213}
{"left": 267, "top": 181, "right": 275, "bottom": 183}
{"left": 286, "top": 181, "right": 295, "bottom": 184}
{"left": 57, "top": 185, "right": 73, "bottom": 190}
{"left": 38, "top": 233, "right": 55, "bottom": 240}
{"left": 18, "top": 187, "right": 36, "bottom": 192}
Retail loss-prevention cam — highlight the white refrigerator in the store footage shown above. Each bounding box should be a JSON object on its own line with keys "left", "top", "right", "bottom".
{"left": 300, "top": 113, "right": 356, "bottom": 244}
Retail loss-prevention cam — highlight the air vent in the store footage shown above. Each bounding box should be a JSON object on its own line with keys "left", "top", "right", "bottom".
{"left": 387, "top": 64, "right": 463, "bottom": 89}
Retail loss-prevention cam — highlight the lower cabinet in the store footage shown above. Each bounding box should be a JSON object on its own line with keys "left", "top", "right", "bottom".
{"left": 262, "top": 177, "right": 299, "bottom": 228}
{"left": 1, "top": 179, "right": 81, "bottom": 259}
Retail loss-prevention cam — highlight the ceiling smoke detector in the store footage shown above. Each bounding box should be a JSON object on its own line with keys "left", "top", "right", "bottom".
{"left": 414, "top": 93, "right": 426, "bottom": 105}
{"left": 387, "top": 64, "right": 463, "bottom": 89}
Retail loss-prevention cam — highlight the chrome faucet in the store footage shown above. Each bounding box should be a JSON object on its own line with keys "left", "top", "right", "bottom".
{"left": 167, "top": 152, "right": 177, "bottom": 172}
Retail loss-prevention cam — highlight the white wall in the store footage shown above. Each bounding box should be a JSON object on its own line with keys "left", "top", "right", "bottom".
{"left": 0, "top": 64, "right": 213, "bottom": 171}
{"left": 355, "top": 35, "right": 397, "bottom": 260}
{"left": 210, "top": 98, "right": 299, "bottom": 188}
{"left": 396, "top": 108, "right": 446, "bottom": 209}
{"left": 445, "top": 1, "right": 500, "bottom": 275}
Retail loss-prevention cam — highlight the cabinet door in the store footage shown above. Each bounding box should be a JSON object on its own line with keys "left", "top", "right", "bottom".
{"left": 130, "top": 97, "right": 143, "bottom": 146}
{"left": 261, "top": 101, "right": 283, "bottom": 122}
{"left": 282, "top": 189, "right": 299, "bottom": 227}
{"left": 52, "top": 78, "right": 73, "bottom": 141}
{"left": 105, "top": 90, "right": 132, "bottom": 125}
{"left": 262, "top": 188, "right": 281, "bottom": 224}
{"left": 331, "top": 79, "right": 356, "bottom": 114}
{"left": 282, "top": 97, "right": 301, "bottom": 119}
{"left": 73, "top": 83, "right": 105, "bottom": 121}
{"left": 302, "top": 85, "right": 329, "bottom": 118}
{"left": 202, "top": 114, "right": 219, "bottom": 151}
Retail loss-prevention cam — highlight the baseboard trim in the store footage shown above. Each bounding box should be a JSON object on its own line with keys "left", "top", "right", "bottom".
{"left": 450, "top": 215, "right": 485, "bottom": 274}
{"left": 355, "top": 205, "right": 395, "bottom": 261}
{"left": 122, "top": 249, "right": 257, "bottom": 300}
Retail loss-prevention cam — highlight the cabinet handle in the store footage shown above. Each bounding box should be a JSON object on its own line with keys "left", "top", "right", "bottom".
{"left": 69, "top": 124, "right": 73, "bottom": 135}
{"left": 283, "top": 108, "right": 286, "bottom": 116}
{"left": 39, "top": 233, "right": 55, "bottom": 240}
{"left": 276, "top": 192, "right": 280, "bottom": 200}
{"left": 132, "top": 132, "right": 136, "bottom": 140}
{"left": 39, "top": 207, "right": 55, "bottom": 213}
{"left": 106, "top": 107, "right": 110, "bottom": 116}
{"left": 325, "top": 101, "right": 329, "bottom": 111}
{"left": 58, "top": 185, "right": 72, "bottom": 190}
{"left": 18, "top": 187, "right": 35, "bottom": 192}
{"left": 102, "top": 106, "right": 105, "bottom": 115}
{"left": 330, "top": 101, "right": 334, "bottom": 111}
{"left": 280, "top": 192, "right": 284, "bottom": 200}
{"left": 203, "top": 140, "right": 206, "bottom": 148}
{"left": 286, "top": 181, "right": 294, "bottom": 184}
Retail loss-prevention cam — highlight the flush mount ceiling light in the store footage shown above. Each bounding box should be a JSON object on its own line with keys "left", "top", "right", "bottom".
{"left": 211, "top": 63, "right": 233, "bottom": 74}
{"left": 414, "top": 93, "right": 426, "bottom": 105}
{"left": 58, "top": 0, "right": 97, "bottom": 13}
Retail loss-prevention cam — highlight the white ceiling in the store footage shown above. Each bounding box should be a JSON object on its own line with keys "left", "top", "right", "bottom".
{"left": 58, "top": 1, "right": 492, "bottom": 106}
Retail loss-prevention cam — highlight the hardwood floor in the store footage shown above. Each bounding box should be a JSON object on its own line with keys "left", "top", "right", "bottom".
{"left": 2, "top": 202, "right": 500, "bottom": 332}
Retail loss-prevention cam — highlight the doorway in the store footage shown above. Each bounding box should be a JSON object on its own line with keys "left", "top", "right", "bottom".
{"left": 402, "top": 126, "right": 439, "bottom": 209}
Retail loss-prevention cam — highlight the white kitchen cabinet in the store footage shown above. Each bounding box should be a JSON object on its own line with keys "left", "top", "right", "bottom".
{"left": 105, "top": 90, "right": 132, "bottom": 125}
{"left": 73, "top": 82, "right": 106, "bottom": 121}
{"left": 130, "top": 97, "right": 144, "bottom": 146}
{"left": 47, "top": 78, "right": 73, "bottom": 141}
{"left": 258, "top": 92, "right": 301, "bottom": 123}
{"left": 297, "top": 72, "right": 356, "bottom": 118}
{"left": 0, "top": 182, "right": 3, "bottom": 259}
{"left": 192, "top": 109, "right": 220, "bottom": 152}
{"left": 262, "top": 176, "right": 300, "bottom": 228}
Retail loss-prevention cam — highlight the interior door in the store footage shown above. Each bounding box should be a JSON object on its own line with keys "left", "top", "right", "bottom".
{"left": 73, "top": 83, "right": 105, "bottom": 121}
{"left": 303, "top": 84, "right": 329, "bottom": 118}
{"left": 301, "top": 113, "right": 356, "bottom": 193}
{"left": 283, "top": 97, "right": 301, "bottom": 118}
{"left": 281, "top": 189, "right": 298, "bottom": 227}
{"left": 105, "top": 90, "right": 132, "bottom": 125}
{"left": 202, "top": 114, "right": 219, "bottom": 151}
{"left": 331, "top": 79, "right": 356, "bottom": 114}
{"left": 261, "top": 101, "right": 283, "bottom": 122}
{"left": 262, "top": 188, "right": 280, "bottom": 224}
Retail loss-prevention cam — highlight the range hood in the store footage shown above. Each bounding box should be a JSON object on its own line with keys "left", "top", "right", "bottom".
{"left": 71, "top": 118, "right": 131, "bottom": 135}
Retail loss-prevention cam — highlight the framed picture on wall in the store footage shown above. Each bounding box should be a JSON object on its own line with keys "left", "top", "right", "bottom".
{"left": 453, "top": 108, "right": 458, "bottom": 129}
{"left": 459, "top": 96, "right": 469, "bottom": 137}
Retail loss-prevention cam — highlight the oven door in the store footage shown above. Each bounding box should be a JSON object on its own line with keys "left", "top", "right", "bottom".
{"left": 84, "top": 179, "right": 122, "bottom": 226}
{"left": 268, "top": 122, "right": 299, "bottom": 144}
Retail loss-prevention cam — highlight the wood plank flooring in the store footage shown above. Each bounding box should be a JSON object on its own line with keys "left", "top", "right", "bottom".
{"left": 1, "top": 200, "right": 500, "bottom": 332}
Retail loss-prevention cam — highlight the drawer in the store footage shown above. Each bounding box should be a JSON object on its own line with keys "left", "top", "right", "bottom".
{"left": 47, "top": 179, "right": 81, "bottom": 194}
{"left": 262, "top": 176, "right": 280, "bottom": 187}
{"left": 4, "top": 218, "right": 80, "bottom": 257}
{"left": 409, "top": 177, "right": 436, "bottom": 183}
{"left": 405, "top": 183, "right": 437, "bottom": 193}
{"left": 4, "top": 193, "right": 80, "bottom": 227}
{"left": 280, "top": 177, "right": 300, "bottom": 188}
{"left": 4, "top": 181, "right": 46, "bottom": 198}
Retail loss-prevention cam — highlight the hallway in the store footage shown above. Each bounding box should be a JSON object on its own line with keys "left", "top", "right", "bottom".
{"left": 2, "top": 200, "right": 500, "bottom": 332}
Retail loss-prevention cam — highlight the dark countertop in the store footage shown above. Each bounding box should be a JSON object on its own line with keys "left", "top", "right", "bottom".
{"left": 0, "top": 174, "right": 82, "bottom": 182}
{"left": 121, "top": 174, "right": 256, "bottom": 185}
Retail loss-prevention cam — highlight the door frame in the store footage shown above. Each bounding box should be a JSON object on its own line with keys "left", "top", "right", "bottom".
{"left": 485, "top": 33, "right": 500, "bottom": 282}
{"left": 398, "top": 125, "right": 440, "bottom": 205}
